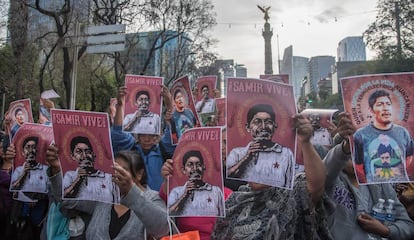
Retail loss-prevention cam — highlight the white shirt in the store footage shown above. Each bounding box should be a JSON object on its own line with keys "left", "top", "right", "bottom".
{"left": 11, "top": 163, "right": 48, "bottom": 193}
{"left": 123, "top": 111, "right": 161, "bottom": 134}
{"left": 168, "top": 182, "right": 225, "bottom": 217}
{"left": 63, "top": 169, "right": 119, "bottom": 203}
{"left": 311, "top": 127, "right": 332, "bottom": 146}
{"left": 226, "top": 142, "right": 295, "bottom": 189}
{"left": 195, "top": 98, "right": 216, "bottom": 114}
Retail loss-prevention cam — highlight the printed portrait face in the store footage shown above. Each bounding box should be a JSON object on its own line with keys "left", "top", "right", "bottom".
{"left": 201, "top": 86, "right": 209, "bottom": 98}
{"left": 309, "top": 113, "right": 321, "bottom": 129}
{"left": 371, "top": 95, "right": 393, "bottom": 125}
{"left": 15, "top": 109, "right": 25, "bottom": 125}
{"left": 380, "top": 152, "right": 391, "bottom": 165}
{"left": 72, "top": 142, "right": 95, "bottom": 168}
{"left": 183, "top": 155, "right": 205, "bottom": 180}
{"left": 174, "top": 90, "right": 185, "bottom": 110}
{"left": 247, "top": 112, "right": 275, "bottom": 141}
{"left": 136, "top": 92, "right": 150, "bottom": 112}
{"left": 23, "top": 138, "right": 37, "bottom": 163}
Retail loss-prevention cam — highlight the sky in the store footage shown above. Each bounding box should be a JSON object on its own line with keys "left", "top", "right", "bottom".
{"left": 210, "top": 0, "right": 379, "bottom": 77}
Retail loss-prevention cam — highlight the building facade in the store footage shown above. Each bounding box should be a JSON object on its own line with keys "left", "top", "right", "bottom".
{"left": 337, "top": 36, "right": 366, "bottom": 62}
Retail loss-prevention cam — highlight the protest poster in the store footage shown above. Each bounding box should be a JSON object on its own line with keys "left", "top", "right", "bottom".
{"left": 195, "top": 75, "right": 217, "bottom": 115}
{"left": 167, "top": 127, "right": 225, "bottom": 217}
{"left": 341, "top": 72, "right": 414, "bottom": 184}
{"left": 6, "top": 99, "right": 33, "bottom": 138}
{"left": 300, "top": 108, "right": 339, "bottom": 146}
{"left": 51, "top": 109, "right": 120, "bottom": 203}
{"left": 226, "top": 78, "right": 297, "bottom": 189}
{"left": 10, "top": 123, "right": 53, "bottom": 195}
{"left": 169, "top": 75, "right": 200, "bottom": 144}
{"left": 123, "top": 74, "right": 163, "bottom": 134}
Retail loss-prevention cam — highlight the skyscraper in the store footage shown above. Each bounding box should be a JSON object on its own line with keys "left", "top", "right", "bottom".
{"left": 308, "top": 56, "right": 335, "bottom": 94}
{"left": 337, "top": 36, "right": 366, "bottom": 62}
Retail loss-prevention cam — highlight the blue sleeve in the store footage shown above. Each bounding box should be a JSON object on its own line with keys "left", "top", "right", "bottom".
{"left": 160, "top": 123, "right": 176, "bottom": 156}
{"left": 110, "top": 125, "right": 135, "bottom": 154}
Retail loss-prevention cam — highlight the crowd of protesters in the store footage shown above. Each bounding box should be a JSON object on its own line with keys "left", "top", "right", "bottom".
{"left": 0, "top": 80, "right": 414, "bottom": 240}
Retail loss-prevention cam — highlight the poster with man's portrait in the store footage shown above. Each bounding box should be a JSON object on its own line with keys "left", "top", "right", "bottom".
{"left": 123, "top": 74, "right": 163, "bottom": 135}
{"left": 341, "top": 72, "right": 414, "bottom": 184}
{"left": 226, "top": 78, "right": 297, "bottom": 189}
{"left": 196, "top": 75, "right": 217, "bottom": 102}
{"left": 6, "top": 99, "right": 34, "bottom": 139}
{"left": 167, "top": 127, "right": 225, "bottom": 217}
{"left": 300, "top": 108, "right": 339, "bottom": 146}
{"left": 10, "top": 123, "right": 53, "bottom": 195}
{"left": 51, "top": 109, "right": 120, "bottom": 204}
{"left": 169, "top": 76, "right": 200, "bottom": 144}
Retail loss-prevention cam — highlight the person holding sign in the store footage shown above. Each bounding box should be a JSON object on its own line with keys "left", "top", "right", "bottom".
{"left": 168, "top": 150, "right": 225, "bottom": 217}
{"left": 47, "top": 147, "right": 170, "bottom": 239}
{"left": 10, "top": 136, "right": 48, "bottom": 193}
{"left": 63, "top": 136, "right": 116, "bottom": 203}
{"left": 353, "top": 90, "right": 413, "bottom": 183}
{"left": 226, "top": 104, "right": 294, "bottom": 188}
{"left": 123, "top": 90, "right": 161, "bottom": 134}
{"left": 211, "top": 114, "right": 330, "bottom": 239}
{"left": 324, "top": 112, "right": 414, "bottom": 240}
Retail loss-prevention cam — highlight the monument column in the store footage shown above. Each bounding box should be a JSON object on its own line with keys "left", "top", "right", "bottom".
{"left": 258, "top": 6, "right": 273, "bottom": 74}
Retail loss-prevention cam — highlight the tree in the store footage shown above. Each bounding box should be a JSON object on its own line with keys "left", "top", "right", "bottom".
{"left": 364, "top": 0, "right": 414, "bottom": 59}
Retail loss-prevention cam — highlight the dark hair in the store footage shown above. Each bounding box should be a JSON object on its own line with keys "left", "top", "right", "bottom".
{"left": 14, "top": 108, "right": 23, "bottom": 117}
{"left": 70, "top": 136, "right": 93, "bottom": 153}
{"left": 23, "top": 136, "right": 38, "bottom": 148}
{"left": 174, "top": 88, "right": 183, "bottom": 99}
{"left": 201, "top": 85, "right": 209, "bottom": 91}
{"left": 135, "top": 90, "right": 150, "bottom": 101}
{"left": 182, "top": 150, "right": 204, "bottom": 166}
{"left": 246, "top": 104, "right": 276, "bottom": 126}
{"left": 115, "top": 150, "right": 147, "bottom": 186}
{"left": 378, "top": 143, "right": 392, "bottom": 156}
{"left": 368, "top": 90, "right": 391, "bottom": 109}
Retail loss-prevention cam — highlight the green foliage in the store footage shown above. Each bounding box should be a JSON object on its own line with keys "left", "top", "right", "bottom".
{"left": 364, "top": 0, "right": 414, "bottom": 59}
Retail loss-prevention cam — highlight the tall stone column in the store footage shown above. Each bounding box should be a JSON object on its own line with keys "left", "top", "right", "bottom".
{"left": 262, "top": 22, "right": 273, "bottom": 74}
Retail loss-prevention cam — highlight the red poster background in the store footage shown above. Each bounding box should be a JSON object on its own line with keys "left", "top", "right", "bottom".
{"left": 124, "top": 74, "right": 163, "bottom": 116}
{"left": 12, "top": 123, "right": 54, "bottom": 167}
{"left": 226, "top": 78, "right": 297, "bottom": 158}
{"left": 196, "top": 76, "right": 217, "bottom": 101}
{"left": 51, "top": 109, "right": 114, "bottom": 175}
{"left": 168, "top": 127, "right": 223, "bottom": 192}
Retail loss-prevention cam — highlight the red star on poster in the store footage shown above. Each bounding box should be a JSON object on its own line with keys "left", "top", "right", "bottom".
{"left": 273, "top": 162, "right": 279, "bottom": 168}
{"left": 207, "top": 197, "right": 212, "bottom": 202}
{"left": 102, "top": 184, "right": 106, "bottom": 189}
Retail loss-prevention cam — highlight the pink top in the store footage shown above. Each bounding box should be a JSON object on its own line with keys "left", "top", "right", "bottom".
{"left": 159, "top": 184, "right": 233, "bottom": 240}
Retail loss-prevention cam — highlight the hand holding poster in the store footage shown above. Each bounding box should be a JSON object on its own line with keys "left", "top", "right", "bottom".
{"left": 10, "top": 123, "right": 53, "bottom": 195}
{"left": 341, "top": 72, "right": 414, "bottom": 184}
{"left": 226, "top": 78, "right": 297, "bottom": 189}
{"left": 167, "top": 127, "right": 225, "bottom": 217}
{"left": 123, "top": 74, "right": 163, "bottom": 134}
{"left": 51, "top": 109, "right": 120, "bottom": 204}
